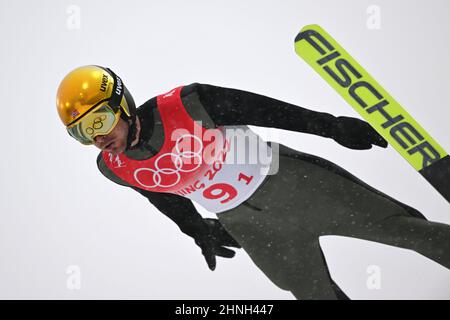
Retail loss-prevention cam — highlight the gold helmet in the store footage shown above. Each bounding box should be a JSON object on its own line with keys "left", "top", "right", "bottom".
{"left": 56, "top": 65, "right": 137, "bottom": 145}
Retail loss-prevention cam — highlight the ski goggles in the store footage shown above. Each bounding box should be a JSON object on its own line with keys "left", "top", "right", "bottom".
{"left": 67, "top": 102, "right": 122, "bottom": 145}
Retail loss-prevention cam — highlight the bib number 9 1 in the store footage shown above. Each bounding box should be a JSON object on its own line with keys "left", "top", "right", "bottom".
{"left": 202, "top": 172, "right": 253, "bottom": 204}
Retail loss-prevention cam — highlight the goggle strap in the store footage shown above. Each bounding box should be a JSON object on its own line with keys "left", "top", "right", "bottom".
{"left": 106, "top": 68, "right": 124, "bottom": 113}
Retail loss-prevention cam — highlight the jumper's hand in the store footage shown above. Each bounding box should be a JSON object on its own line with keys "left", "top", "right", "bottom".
{"left": 331, "top": 116, "right": 388, "bottom": 150}
{"left": 194, "top": 218, "right": 241, "bottom": 271}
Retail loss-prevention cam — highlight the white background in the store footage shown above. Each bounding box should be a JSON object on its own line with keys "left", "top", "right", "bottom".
{"left": 0, "top": 0, "right": 449, "bottom": 299}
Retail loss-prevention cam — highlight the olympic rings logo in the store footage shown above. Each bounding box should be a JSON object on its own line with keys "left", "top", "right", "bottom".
{"left": 85, "top": 115, "right": 106, "bottom": 135}
{"left": 134, "top": 134, "right": 204, "bottom": 188}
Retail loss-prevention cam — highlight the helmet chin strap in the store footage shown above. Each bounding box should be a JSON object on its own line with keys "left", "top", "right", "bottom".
{"left": 125, "top": 115, "right": 138, "bottom": 150}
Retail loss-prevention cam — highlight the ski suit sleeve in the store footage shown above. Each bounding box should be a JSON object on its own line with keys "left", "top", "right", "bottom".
{"left": 195, "top": 83, "right": 337, "bottom": 137}
{"left": 194, "top": 83, "right": 387, "bottom": 149}
{"left": 131, "top": 187, "right": 209, "bottom": 238}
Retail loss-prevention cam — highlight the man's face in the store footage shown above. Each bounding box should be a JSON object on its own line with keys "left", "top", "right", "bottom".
{"left": 93, "top": 118, "right": 129, "bottom": 155}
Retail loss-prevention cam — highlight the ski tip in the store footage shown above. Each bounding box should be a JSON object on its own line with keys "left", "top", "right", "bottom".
{"left": 294, "top": 24, "right": 323, "bottom": 43}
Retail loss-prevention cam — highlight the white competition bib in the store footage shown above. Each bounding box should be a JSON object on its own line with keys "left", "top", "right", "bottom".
{"left": 174, "top": 125, "right": 273, "bottom": 213}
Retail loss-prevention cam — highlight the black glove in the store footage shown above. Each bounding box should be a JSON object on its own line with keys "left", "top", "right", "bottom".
{"left": 330, "top": 116, "right": 388, "bottom": 150}
{"left": 193, "top": 218, "right": 241, "bottom": 271}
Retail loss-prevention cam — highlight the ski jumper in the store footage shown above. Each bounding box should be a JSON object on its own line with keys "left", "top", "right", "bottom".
{"left": 97, "top": 83, "right": 450, "bottom": 299}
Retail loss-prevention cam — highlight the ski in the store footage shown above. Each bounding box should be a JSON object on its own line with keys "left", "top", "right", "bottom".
{"left": 294, "top": 24, "right": 450, "bottom": 203}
